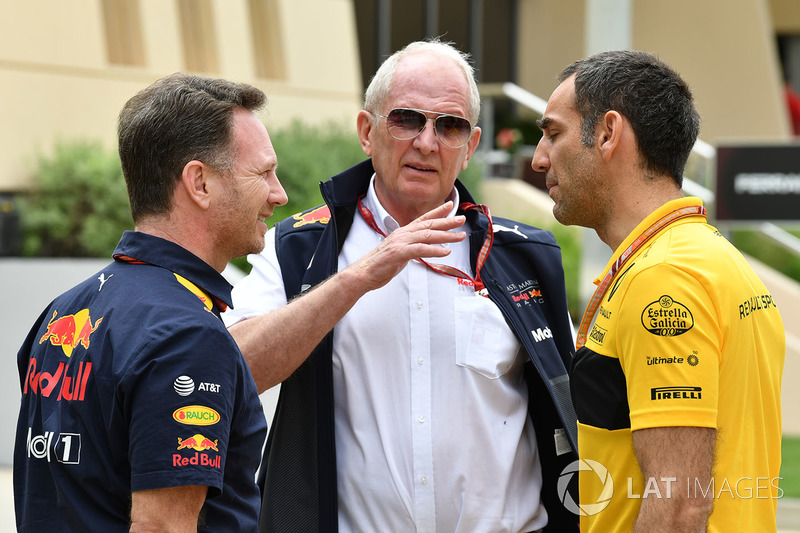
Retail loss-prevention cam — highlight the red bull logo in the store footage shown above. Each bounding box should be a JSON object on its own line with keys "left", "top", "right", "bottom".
{"left": 172, "top": 451, "right": 221, "bottom": 469}
{"left": 291, "top": 205, "right": 330, "bottom": 228}
{"left": 177, "top": 433, "right": 219, "bottom": 452}
{"left": 512, "top": 289, "right": 542, "bottom": 302}
{"left": 174, "top": 432, "right": 221, "bottom": 468}
{"left": 23, "top": 359, "right": 92, "bottom": 401}
{"left": 38, "top": 309, "right": 103, "bottom": 357}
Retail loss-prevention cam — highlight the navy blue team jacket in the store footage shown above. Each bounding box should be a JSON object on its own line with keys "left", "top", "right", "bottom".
{"left": 260, "top": 159, "right": 579, "bottom": 532}
{"left": 15, "top": 232, "right": 266, "bottom": 532}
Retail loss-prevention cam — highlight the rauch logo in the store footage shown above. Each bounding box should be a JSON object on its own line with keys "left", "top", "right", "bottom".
{"left": 173, "top": 405, "right": 220, "bottom": 426}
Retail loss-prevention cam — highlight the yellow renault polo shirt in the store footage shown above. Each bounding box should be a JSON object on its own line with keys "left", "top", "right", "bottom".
{"left": 571, "top": 197, "right": 785, "bottom": 532}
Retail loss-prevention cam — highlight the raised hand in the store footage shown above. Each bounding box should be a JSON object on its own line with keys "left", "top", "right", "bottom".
{"left": 351, "top": 201, "right": 466, "bottom": 290}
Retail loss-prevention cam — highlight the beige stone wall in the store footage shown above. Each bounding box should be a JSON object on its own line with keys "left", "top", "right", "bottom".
{"left": 517, "top": 0, "right": 586, "bottom": 123}
{"left": 3, "top": 0, "right": 795, "bottom": 192}
{"left": 770, "top": 0, "right": 800, "bottom": 33}
{"left": 0, "top": 0, "right": 363, "bottom": 192}
{"left": 634, "top": 0, "right": 788, "bottom": 141}
{"left": 516, "top": 0, "right": 791, "bottom": 144}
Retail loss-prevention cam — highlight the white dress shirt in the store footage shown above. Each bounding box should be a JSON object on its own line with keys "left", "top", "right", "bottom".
{"left": 224, "top": 176, "right": 547, "bottom": 532}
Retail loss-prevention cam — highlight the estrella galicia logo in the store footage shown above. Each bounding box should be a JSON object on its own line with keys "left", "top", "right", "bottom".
{"left": 558, "top": 459, "right": 613, "bottom": 516}
{"left": 641, "top": 295, "right": 694, "bottom": 337}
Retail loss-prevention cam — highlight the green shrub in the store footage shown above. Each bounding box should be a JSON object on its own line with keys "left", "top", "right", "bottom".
{"left": 20, "top": 140, "right": 132, "bottom": 257}
{"left": 267, "top": 120, "right": 368, "bottom": 225}
{"left": 228, "top": 120, "right": 367, "bottom": 272}
{"left": 459, "top": 150, "right": 484, "bottom": 202}
{"left": 730, "top": 228, "right": 800, "bottom": 283}
{"left": 19, "top": 122, "right": 486, "bottom": 267}
{"left": 781, "top": 435, "right": 800, "bottom": 498}
{"left": 547, "top": 223, "right": 582, "bottom": 320}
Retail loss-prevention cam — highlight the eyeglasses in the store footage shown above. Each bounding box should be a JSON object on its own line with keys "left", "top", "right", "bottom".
{"left": 376, "top": 108, "right": 473, "bottom": 148}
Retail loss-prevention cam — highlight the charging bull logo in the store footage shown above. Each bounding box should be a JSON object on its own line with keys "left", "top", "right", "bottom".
{"left": 174, "top": 433, "right": 222, "bottom": 469}
{"left": 177, "top": 433, "right": 219, "bottom": 452}
{"left": 291, "top": 205, "right": 330, "bottom": 228}
{"left": 39, "top": 309, "right": 103, "bottom": 357}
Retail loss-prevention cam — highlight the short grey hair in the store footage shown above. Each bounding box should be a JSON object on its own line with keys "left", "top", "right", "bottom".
{"left": 363, "top": 39, "right": 481, "bottom": 124}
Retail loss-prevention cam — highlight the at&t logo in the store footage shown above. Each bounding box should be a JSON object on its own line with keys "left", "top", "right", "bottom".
{"left": 174, "top": 375, "right": 195, "bottom": 396}
{"left": 558, "top": 459, "right": 613, "bottom": 516}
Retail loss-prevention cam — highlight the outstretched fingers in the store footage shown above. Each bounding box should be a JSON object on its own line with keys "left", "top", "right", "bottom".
{"left": 353, "top": 201, "right": 468, "bottom": 289}
{"left": 396, "top": 201, "right": 467, "bottom": 251}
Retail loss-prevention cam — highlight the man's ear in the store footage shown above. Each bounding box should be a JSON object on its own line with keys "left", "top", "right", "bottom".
{"left": 597, "top": 110, "right": 624, "bottom": 162}
{"left": 461, "top": 126, "right": 482, "bottom": 170}
{"left": 180, "top": 160, "right": 211, "bottom": 210}
{"left": 356, "top": 110, "right": 374, "bottom": 157}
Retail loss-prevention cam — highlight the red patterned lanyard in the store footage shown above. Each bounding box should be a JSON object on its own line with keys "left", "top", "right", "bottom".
{"left": 575, "top": 204, "right": 706, "bottom": 349}
{"left": 357, "top": 194, "right": 494, "bottom": 296}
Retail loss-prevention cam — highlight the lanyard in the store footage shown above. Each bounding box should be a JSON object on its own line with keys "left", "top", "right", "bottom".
{"left": 357, "top": 194, "right": 494, "bottom": 296}
{"left": 575, "top": 204, "right": 706, "bottom": 349}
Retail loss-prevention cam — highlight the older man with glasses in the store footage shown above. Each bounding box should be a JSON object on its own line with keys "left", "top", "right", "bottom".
{"left": 224, "top": 39, "right": 579, "bottom": 532}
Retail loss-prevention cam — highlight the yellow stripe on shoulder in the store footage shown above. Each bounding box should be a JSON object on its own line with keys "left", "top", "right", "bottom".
{"left": 174, "top": 274, "right": 213, "bottom": 311}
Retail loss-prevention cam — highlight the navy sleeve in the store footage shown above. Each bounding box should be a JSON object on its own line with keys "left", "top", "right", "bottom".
{"left": 122, "top": 320, "right": 240, "bottom": 495}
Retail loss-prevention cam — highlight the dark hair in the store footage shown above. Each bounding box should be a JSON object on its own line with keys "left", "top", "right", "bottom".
{"left": 559, "top": 50, "right": 700, "bottom": 187}
{"left": 117, "top": 73, "right": 266, "bottom": 222}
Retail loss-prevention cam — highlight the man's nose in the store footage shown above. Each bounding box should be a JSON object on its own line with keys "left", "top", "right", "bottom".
{"left": 413, "top": 119, "right": 439, "bottom": 152}
{"left": 271, "top": 175, "right": 289, "bottom": 206}
{"left": 531, "top": 142, "right": 549, "bottom": 172}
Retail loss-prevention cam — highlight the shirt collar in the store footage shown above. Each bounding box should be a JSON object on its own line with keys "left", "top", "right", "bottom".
{"left": 113, "top": 231, "right": 234, "bottom": 309}
{"left": 364, "top": 173, "right": 460, "bottom": 234}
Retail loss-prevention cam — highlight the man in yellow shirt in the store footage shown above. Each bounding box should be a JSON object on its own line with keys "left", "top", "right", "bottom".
{"left": 533, "top": 50, "right": 785, "bottom": 532}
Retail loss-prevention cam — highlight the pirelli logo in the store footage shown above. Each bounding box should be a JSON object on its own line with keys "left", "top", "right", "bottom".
{"left": 650, "top": 386, "right": 702, "bottom": 400}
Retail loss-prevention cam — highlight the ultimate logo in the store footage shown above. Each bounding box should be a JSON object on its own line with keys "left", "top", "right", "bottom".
{"left": 641, "top": 295, "right": 694, "bottom": 337}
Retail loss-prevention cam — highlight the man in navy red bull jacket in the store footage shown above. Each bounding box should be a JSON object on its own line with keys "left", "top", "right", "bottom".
{"left": 224, "top": 40, "right": 579, "bottom": 532}
{"left": 14, "top": 73, "right": 288, "bottom": 531}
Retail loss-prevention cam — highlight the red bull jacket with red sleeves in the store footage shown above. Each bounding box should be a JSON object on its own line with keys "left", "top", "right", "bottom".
{"left": 260, "top": 159, "right": 579, "bottom": 532}
{"left": 14, "top": 231, "right": 267, "bottom": 532}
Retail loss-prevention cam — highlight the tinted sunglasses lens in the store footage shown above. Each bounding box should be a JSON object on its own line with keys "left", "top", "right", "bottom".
{"left": 435, "top": 115, "right": 471, "bottom": 147}
{"left": 386, "top": 109, "right": 425, "bottom": 139}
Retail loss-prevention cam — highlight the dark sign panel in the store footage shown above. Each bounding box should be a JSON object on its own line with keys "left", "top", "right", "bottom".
{"left": 715, "top": 144, "right": 800, "bottom": 221}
